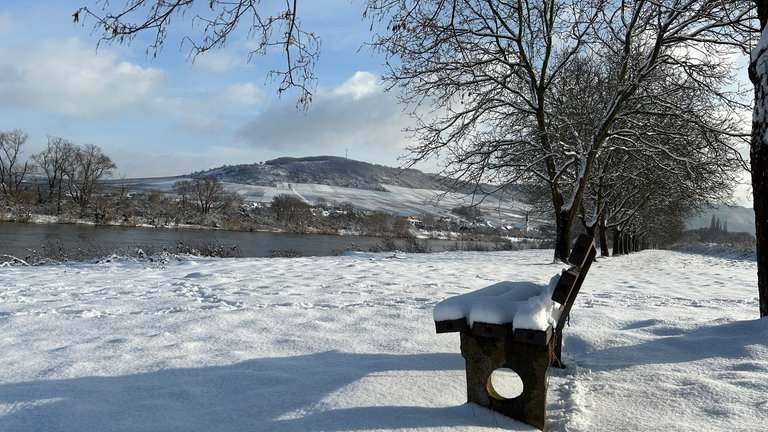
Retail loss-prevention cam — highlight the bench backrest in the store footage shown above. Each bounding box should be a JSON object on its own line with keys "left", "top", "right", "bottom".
{"left": 552, "top": 234, "right": 596, "bottom": 307}
{"left": 551, "top": 234, "right": 596, "bottom": 367}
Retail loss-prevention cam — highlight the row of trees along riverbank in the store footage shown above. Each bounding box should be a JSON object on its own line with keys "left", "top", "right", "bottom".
{"left": 0, "top": 133, "right": 541, "bottom": 246}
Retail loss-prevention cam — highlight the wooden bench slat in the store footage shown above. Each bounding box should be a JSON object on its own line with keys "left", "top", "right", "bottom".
{"left": 551, "top": 269, "right": 579, "bottom": 305}
{"left": 435, "top": 318, "right": 469, "bottom": 333}
{"left": 471, "top": 321, "right": 509, "bottom": 338}
{"left": 514, "top": 327, "right": 553, "bottom": 346}
{"left": 568, "top": 234, "right": 595, "bottom": 267}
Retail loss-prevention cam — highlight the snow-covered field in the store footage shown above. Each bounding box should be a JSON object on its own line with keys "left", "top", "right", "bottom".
{"left": 1, "top": 248, "right": 765, "bottom": 431}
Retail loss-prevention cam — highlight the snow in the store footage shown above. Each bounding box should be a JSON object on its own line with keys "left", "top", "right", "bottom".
{"left": 1, "top": 248, "right": 766, "bottom": 431}
{"left": 433, "top": 274, "right": 562, "bottom": 331}
{"left": 222, "top": 180, "right": 534, "bottom": 228}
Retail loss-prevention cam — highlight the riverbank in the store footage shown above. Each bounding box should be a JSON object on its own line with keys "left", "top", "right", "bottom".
{"left": 0, "top": 218, "right": 544, "bottom": 266}
{"left": 0, "top": 209, "right": 500, "bottom": 242}
{"left": 0, "top": 221, "right": 387, "bottom": 264}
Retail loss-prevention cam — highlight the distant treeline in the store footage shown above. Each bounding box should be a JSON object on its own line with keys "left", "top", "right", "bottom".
{"left": 682, "top": 214, "right": 755, "bottom": 245}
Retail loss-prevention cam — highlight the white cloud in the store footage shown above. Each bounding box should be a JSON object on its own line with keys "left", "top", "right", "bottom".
{"left": 0, "top": 3, "right": 415, "bottom": 176}
{"left": 149, "top": 81, "right": 269, "bottom": 136}
{"left": 190, "top": 49, "right": 244, "bottom": 73}
{"left": 0, "top": 33, "right": 269, "bottom": 135}
{"left": 331, "top": 71, "right": 378, "bottom": 100}
{"left": 0, "top": 12, "right": 16, "bottom": 36}
{"left": 0, "top": 38, "right": 164, "bottom": 117}
{"left": 235, "top": 71, "right": 413, "bottom": 158}
{"left": 216, "top": 82, "right": 268, "bottom": 106}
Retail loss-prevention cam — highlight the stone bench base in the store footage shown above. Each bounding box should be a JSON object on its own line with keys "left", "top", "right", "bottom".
{"left": 460, "top": 331, "right": 553, "bottom": 431}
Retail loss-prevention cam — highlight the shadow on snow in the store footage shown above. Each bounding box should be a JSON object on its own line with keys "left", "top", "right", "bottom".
{"left": 0, "top": 350, "right": 528, "bottom": 431}
{"left": 566, "top": 317, "right": 768, "bottom": 371}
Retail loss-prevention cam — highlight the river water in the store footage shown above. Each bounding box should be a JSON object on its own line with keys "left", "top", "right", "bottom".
{"left": 0, "top": 222, "right": 409, "bottom": 261}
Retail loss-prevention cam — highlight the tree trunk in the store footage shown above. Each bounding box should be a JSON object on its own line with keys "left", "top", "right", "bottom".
{"left": 750, "top": 1, "right": 768, "bottom": 317}
{"left": 599, "top": 217, "right": 610, "bottom": 257}
{"left": 612, "top": 227, "right": 622, "bottom": 255}
{"left": 585, "top": 223, "right": 596, "bottom": 239}
{"left": 753, "top": 143, "right": 768, "bottom": 317}
{"left": 554, "top": 208, "right": 574, "bottom": 262}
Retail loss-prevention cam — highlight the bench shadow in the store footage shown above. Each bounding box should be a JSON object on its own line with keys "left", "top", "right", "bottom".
{"left": 567, "top": 317, "right": 768, "bottom": 371}
{"left": 0, "top": 350, "right": 530, "bottom": 431}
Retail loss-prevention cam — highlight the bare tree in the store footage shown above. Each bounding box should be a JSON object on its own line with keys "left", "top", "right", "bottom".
{"left": 172, "top": 179, "right": 193, "bottom": 223}
{"left": 271, "top": 193, "right": 311, "bottom": 231}
{"left": 596, "top": 162, "right": 698, "bottom": 255}
{"left": 31, "top": 136, "right": 77, "bottom": 213}
{"left": 578, "top": 99, "right": 743, "bottom": 255}
{"left": 64, "top": 143, "right": 117, "bottom": 215}
{"left": 144, "top": 189, "right": 174, "bottom": 226}
{"left": 191, "top": 176, "right": 225, "bottom": 216}
{"left": 367, "top": 0, "right": 752, "bottom": 261}
{"left": 749, "top": 1, "right": 768, "bottom": 316}
{"left": 173, "top": 176, "right": 227, "bottom": 220}
{"left": 73, "top": 0, "right": 320, "bottom": 108}
{"left": 92, "top": 178, "right": 128, "bottom": 224}
{"left": 0, "top": 129, "right": 31, "bottom": 205}
{"left": 553, "top": 48, "right": 745, "bottom": 255}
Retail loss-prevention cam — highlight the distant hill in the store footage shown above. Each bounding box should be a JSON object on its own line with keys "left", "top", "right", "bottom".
{"left": 194, "top": 156, "right": 448, "bottom": 192}
{"left": 113, "top": 156, "right": 533, "bottom": 228}
{"left": 115, "top": 155, "right": 754, "bottom": 236}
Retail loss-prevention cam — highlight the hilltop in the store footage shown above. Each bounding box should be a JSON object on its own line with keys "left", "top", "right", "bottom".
{"left": 195, "top": 156, "right": 449, "bottom": 192}
{"left": 688, "top": 205, "right": 756, "bottom": 235}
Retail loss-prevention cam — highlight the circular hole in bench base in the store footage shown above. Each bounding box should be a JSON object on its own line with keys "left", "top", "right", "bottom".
{"left": 486, "top": 368, "right": 524, "bottom": 400}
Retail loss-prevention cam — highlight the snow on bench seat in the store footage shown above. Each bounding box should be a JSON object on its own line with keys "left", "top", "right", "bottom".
{"left": 434, "top": 274, "right": 562, "bottom": 342}
{"left": 434, "top": 234, "right": 596, "bottom": 346}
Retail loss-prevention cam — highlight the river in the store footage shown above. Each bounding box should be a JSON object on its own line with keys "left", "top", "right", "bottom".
{"left": 0, "top": 222, "right": 394, "bottom": 260}
{"left": 0, "top": 222, "right": 463, "bottom": 261}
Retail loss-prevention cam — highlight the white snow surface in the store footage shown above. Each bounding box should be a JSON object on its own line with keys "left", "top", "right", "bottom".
{"left": 1, "top": 248, "right": 766, "bottom": 431}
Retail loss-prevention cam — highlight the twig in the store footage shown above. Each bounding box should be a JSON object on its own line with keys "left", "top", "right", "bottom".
{"left": 0, "top": 254, "right": 30, "bottom": 266}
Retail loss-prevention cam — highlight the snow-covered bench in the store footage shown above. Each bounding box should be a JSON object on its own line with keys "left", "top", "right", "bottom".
{"left": 433, "top": 234, "right": 596, "bottom": 431}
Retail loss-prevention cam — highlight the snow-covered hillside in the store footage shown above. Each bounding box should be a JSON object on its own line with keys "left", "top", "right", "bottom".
{"left": 114, "top": 155, "right": 752, "bottom": 234}
{"left": 114, "top": 156, "right": 536, "bottom": 228}
{"left": 1, "top": 248, "right": 765, "bottom": 431}
{"left": 688, "top": 205, "right": 756, "bottom": 235}
{"left": 120, "top": 176, "right": 535, "bottom": 229}
{"left": 228, "top": 181, "right": 531, "bottom": 227}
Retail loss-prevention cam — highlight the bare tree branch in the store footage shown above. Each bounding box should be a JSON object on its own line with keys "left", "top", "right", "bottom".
{"left": 366, "top": 0, "right": 755, "bottom": 260}
{"left": 73, "top": 0, "right": 321, "bottom": 109}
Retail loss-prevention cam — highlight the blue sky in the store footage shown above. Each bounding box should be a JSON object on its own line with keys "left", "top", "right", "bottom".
{"left": 0, "top": 1, "right": 754, "bottom": 207}
{"left": 0, "top": 1, "right": 419, "bottom": 178}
